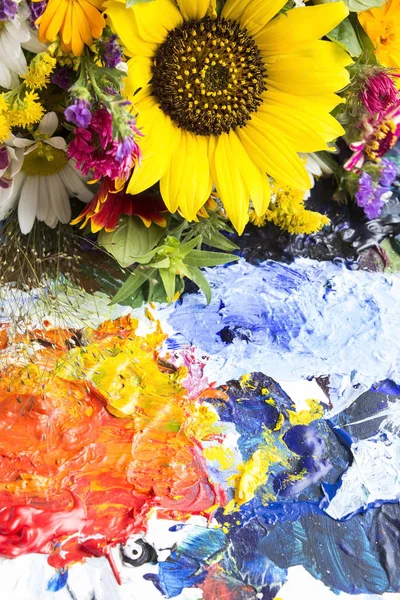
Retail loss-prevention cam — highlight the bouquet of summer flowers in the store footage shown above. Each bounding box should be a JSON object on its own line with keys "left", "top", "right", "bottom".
{"left": 0, "top": 0, "right": 399, "bottom": 305}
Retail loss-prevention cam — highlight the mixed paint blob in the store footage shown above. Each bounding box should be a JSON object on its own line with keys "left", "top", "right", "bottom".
{"left": 0, "top": 258, "right": 400, "bottom": 599}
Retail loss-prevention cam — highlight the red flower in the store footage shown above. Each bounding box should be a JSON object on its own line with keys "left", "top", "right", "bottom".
{"left": 71, "top": 178, "right": 167, "bottom": 233}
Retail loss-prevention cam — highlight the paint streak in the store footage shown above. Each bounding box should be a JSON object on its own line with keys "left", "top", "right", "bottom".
{"left": 0, "top": 315, "right": 226, "bottom": 568}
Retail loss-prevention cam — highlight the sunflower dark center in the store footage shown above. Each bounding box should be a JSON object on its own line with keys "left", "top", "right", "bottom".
{"left": 151, "top": 16, "right": 266, "bottom": 136}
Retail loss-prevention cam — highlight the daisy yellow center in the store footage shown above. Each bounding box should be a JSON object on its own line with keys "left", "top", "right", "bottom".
{"left": 22, "top": 142, "right": 68, "bottom": 176}
{"left": 152, "top": 16, "right": 266, "bottom": 136}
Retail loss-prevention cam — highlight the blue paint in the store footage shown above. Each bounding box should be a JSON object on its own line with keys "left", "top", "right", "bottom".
{"left": 282, "top": 425, "right": 327, "bottom": 457}
{"left": 46, "top": 569, "right": 68, "bottom": 592}
{"left": 159, "top": 258, "right": 400, "bottom": 412}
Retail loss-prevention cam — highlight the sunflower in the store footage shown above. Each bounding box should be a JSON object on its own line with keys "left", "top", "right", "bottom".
{"left": 34, "top": 0, "right": 105, "bottom": 56}
{"left": 105, "top": 0, "right": 350, "bottom": 233}
{"left": 358, "top": 0, "right": 400, "bottom": 69}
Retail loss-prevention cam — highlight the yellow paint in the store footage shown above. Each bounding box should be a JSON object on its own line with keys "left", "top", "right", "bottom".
{"left": 287, "top": 398, "right": 323, "bottom": 426}
{"left": 233, "top": 430, "right": 289, "bottom": 505}
{"left": 223, "top": 499, "right": 236, "bottom": 514}
{"left": 204, "top": 446, "right": 235, "bottom": 470}
{"left": 273, "top": 413, "right": 285, "bottom": 431}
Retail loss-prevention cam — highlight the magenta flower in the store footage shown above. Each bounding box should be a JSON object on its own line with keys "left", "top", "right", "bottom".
{"left": 68, "top": 108, "right": 141, "bottom": 181}
{"left": 361, "top": 72, "right": 400, "bottom": 117}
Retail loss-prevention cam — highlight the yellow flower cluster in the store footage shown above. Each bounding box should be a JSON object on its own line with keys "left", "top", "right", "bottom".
{"left": 249, "top": 186, "right": 330, "bottom": 235}
{"left": 23, "top": 53, "right": 57, "bottom": 90}
{"left": 0, "top": 91, "right": 45, "bottom": 143}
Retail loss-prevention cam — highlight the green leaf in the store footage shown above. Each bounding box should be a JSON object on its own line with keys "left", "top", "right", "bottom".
{"left": 176, "top": 235, "right": 203, "bottom": 257}
{"left": 187, "top": 266, "right": 212, "bottom": 304}
{"left": 148, "top": 257, "right": 170, "bottom": 269}
{"left": 110, "top": 267, "right": 156, "bottom": 305}
{"left": 207, "top": 231, "right": 239, "bottom": 252}
{"left": 98, "top": 215, "right": 165, "bottom": 268}
{"left": 346, "top": 0, "right": 384, "bottom": 11}
{"left": 159, "top": 269, "right": 176, "bottom": 303}
{"left": 185, "top": 250, "right": 239, "bottom": 267}
{"left": 319, "top": 0, "right": 384, "bottom": 11}
{"left": 126, "top": 0, "right": 154, "bottom": 7}
{"left": 327, "top": 20, "right": 362, "bottom": 57}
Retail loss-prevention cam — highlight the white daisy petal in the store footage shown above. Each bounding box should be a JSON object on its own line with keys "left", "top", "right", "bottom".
{"left": 38, "top": 113, "right": 58, "bottom": 137}
{"left": 46, "top": 137, "right": 67, "bottom": 151}
{"left": 18, "top": 176, "right": 39, "bottom": 234}
{"left": 60, "top": 163, "right": 93, "bottom": 203}
{"left": 45, "top": 205, "right": 58, "bottom": 228}
{"left": 0, "top": 172, "right": 25, "bottom": 219}
{"left": 13, "top": 139, "right": 35, "bottom": 149}
{"left": 36, "top": 178, "right": 50, "bottom": 222}
{"left": 3, "top": 29, "right": 26, "bottom": 75}
{"left": 49, "top": 173, "right": 71, "bottom": 223}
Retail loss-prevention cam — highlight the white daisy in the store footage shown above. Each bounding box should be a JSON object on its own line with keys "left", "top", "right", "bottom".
{"left": 0, "top": 0, "right": 46, "bottom": 90}
{"left": 0, "top": 112, "right": 93, "bottom": 234}
{"left": 0, "top": 136, "right": 24, "bottom": 204}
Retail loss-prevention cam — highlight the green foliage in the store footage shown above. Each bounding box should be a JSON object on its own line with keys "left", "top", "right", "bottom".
{"left": 327, "top": 20, "right": 363, "bottom": 57}
{"left": 98, "top": 204, "right": 239, "bottom": 307}
{"left": 98, "top": 215, "right": 165, "bottom": 268}
{"left": 320, "top": 0, "right": 384, "bottom": 11}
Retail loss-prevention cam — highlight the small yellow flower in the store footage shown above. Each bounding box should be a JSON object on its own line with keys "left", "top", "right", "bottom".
{"left": 23, "top": 53, "right": 57, "bottom": 90}
{"left": 0, "top": 114, "right": 11, "bottom": 143}
{"left": 9, "top": 91, "right": 45, "bottom": 128}
{"left": 250, "top": 185, "right": 330, "bottom": 234}
{"left": 358, "top": 0, "right": 400, "bottom": 69}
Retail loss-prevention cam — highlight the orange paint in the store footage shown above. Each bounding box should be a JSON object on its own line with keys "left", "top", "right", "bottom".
{"left": 0, "top": 316, "right": 226, "bottom": 568}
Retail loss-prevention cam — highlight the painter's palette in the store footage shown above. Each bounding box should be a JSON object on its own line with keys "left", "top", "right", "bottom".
{"left": 0, "top": 257, "right": 400, "bottom": 599}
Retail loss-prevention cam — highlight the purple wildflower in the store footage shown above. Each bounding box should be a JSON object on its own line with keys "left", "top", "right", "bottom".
{"left": 0, "top": 0, "right": 18, "bottom": 21}
{"left": 51, "top": 66, "right": 74, "bottom": 90}
{"left": 102, "top": 35, "right": 122, "bottom": 68}
{"left": 65, "top": 99, "right": 92, "bottom": 129}
{"left": 355, "top": 172, "right": 386, "bottom": 219}
{"left": 379, "top": 158, "right": 397, "bottom": 187}
{"left": 115, "top": 137, "right": 136, "bottom": 163}
{"left": 29, "top": 0, "right": 46, "bottom": 24}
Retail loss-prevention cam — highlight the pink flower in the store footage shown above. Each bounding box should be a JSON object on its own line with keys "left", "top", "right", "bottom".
{"left": 360, "top": 72, "right": 400, "bottom": 117}
{"left": 68, "top": 108, "right": 141, "bottom": 181}
{"left": 345, "top": 102, "right": 400, "bottom": 171}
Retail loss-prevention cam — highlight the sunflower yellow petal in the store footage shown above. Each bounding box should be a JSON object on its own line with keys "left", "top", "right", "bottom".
{"left": 160, "top": 131, "right": 211, "bottom": 217}
{"left": 237, "top": 0, "right": 287, "bottom": 36}
{"left": 238, "top": 117, "right": 310, "bottom": 191}
{"left": 221, "top": 0, "right": 250, "bottom": 22}
{"left": 132, "top": 0, "right": 182, "bottom": 44}
{"left": 127, "top": 99, "right": 179, "bottom": 195}
{"left": 254, "top": 3, "right": 349, "bottom": 56}
{"left": 105, "top": 0, "right": 157, "bottom": 57}
{"left": 251, "top": 166, "right": 270, "bottom": 217}
{"left": 209, "top": 132, "right": 250, "bottom": 235}
{"left": 263, "top": 89, "right": 343, "bottom": 115}
{"left": 258, "top": 100, "right": 344, "bottom": 151}
{"left": 125, "top": 57, "right": 152, "bottom": 101}
{"left": 266, "top": 42, "right": 351, "bottom": 95}
{"left": 177, "top": 0, "right": 210, "bottom": 20}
